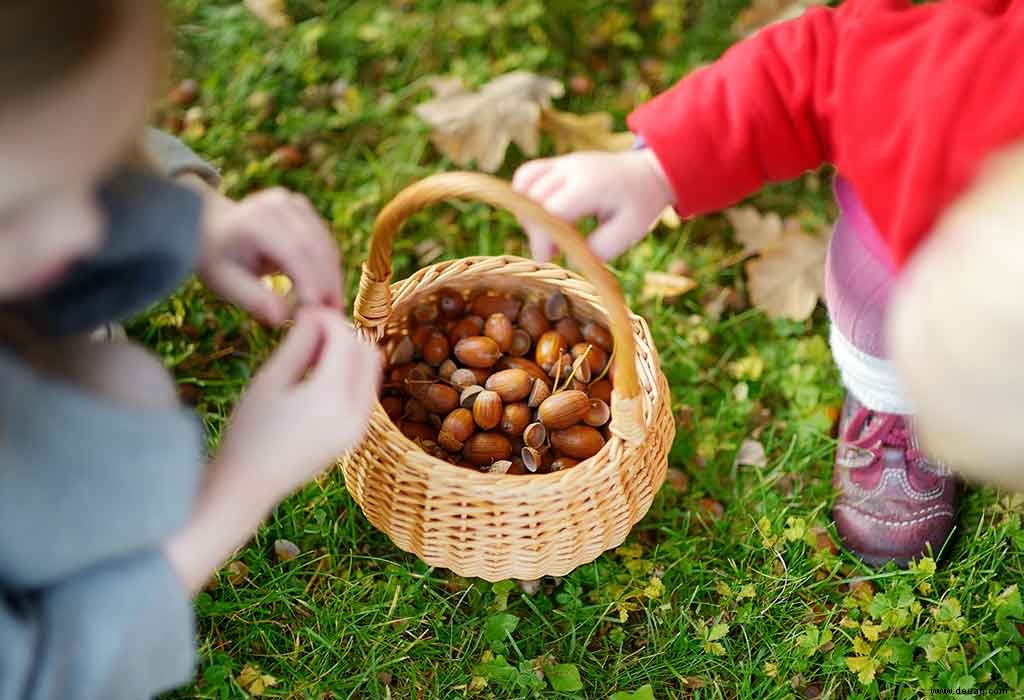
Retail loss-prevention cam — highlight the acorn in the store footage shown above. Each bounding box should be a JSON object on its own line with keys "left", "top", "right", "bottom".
{"left": 438, "top": 408, "right": 474, "bottom": 451}
{"left": 454, "top": 336, "right": 502, "bottom": 368}
{"left": 413, "top": 302, "right": 439, "bottom": 324}
{"left": 448, "top": 315, "right": 484, "bottom": 346}
{"left": 463, "top": 432, "right": 512, "bottom": 466}
{"left": 508, "top": 329, "right": 532, "bottom": 357}
{"left": 589, "top": 380, "right": 613, "bottom": 404}
{"left": 485, "top": 369, "right": 532, "bottom": 402}
{"left": 551, "top": 425, "right": 605, "bottom": 459}
{"left": 584, "top": 399, "right": 611, "bottom": 427}
{"left": 518, "top": 303, "right": 550, "bottom": 341}
{"left": 554, "top": 318, "right": 584, "bottom": 346}
{"left": 468, "top": 367, "right": 492, "bottom": 384}
{"left": 521, "top": 446, "right": 544, "bottom": 473}
{"left": 497, "top": 357, "right": 551, "bottom": 386}
{"left": 450, "top": 368, "right": 479, "bottom": 389}
{"left": 526, "top": 379, "right": 551, "bottom": 408}
{"left": 570, "top": 352, "right": 592, "bottom": 383}
{"left": 381, "top": 395, "right": 404, "bottom": 420}
{"left": 460, "top": 385, "right": 485, "bottom": 409}
{"left": 549, "top": 456, "right": 581, "bottom": 472}
{"left": 472, "top": 390, "right": 503, "bottom": 430}
{"left": 438, "top": 289, "right": 466, "bottom": 319}
{"left": 388, "top": 362, "right": 416, "bottom": 384}
{"left": 484, "top": 313, "right": 514, "bottom": 352}
{"left": 421, "top": 383, "right": 459, "bottom": 414}
{"left": 549, "top": 352, "right": 574, "bottom": 381}
{"left": 271, "top": 145, "right": 306, "bottom": 170}
{"left": 400, "top": 421, "right": 436, "bottom": 443}
{"left": 422, "top": 331, "right": 450, "bottom": 367}
{"left": 582, "top": 321, "right": 613, "bottom": 352}
{"left": 404, "top": 398, "right": 429, "bottom": 423}
{"left": 572, "top": 343, "right": 608, "bottom": 376}
{"left": 523, "top": 422, "right": 548, "bottom": 450}
{"left": 538, "top": 390, "right": 590, "bottom": 429}
{"left": 500, "top": 403, "right": 531, "bottom": 436}
{"left": 410, "top": 325, "right": 436, "bottom": 354}
{"left": 438, "top": 359, "right": 458, "bottom": 382}
{"left": 544, "top": 292, "right": 569, "bottom": 321}
{"left": 470, "top": 293, "right": 521, "bottom": 321}
{"left": 535, "top": 331, "right": 567, "bottom": 373}
{"left": 389, "top": 336, "right": 416, "bottom": 366}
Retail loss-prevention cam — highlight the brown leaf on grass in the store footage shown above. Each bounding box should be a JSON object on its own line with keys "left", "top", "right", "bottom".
{"left": 725, "top": 206, "right": 786, "bottom": 257}
{"left": 539, "top": 108, "right": 635, "bottom": 154}
{"left": 415, "top": 71, "right": 564, "bottom": 172}
{"left": 811, "top": 527, "right": 839, "bottom": 556}
{"left": 667, "top": 468, "right": 690, "bottom": 494}
{"left": 237, "top": 664, "right": 278, "bottom": 697}
{"left": 641, "top": 271, "right": 698, "bottom": 302}
{"left": 734, "top": 438, "right": 767, "bottom": 468}
{"left": 244, "top": 0, "right": 291, "bottom": 29}
{"left": 226, "top": 560, "right": 250, "bottom": 586}
{"left": 732, "top": 0, "right": 827, "bottom": 37}
{"left": 745, "top": 227, "right": 830, "bottom": 321}
{"left": 696, "top": 497, "right": 725, "bottom": 522}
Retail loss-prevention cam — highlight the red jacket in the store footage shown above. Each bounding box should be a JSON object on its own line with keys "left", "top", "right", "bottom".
{"left": 627, "top": 0, "right": 1024, "bottom": 267}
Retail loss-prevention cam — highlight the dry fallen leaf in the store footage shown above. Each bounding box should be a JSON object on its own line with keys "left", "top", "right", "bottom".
{"left": 274, "top": 539, "right": 300, "bottom": 562}
{"left": 734, "top": 438, "right": 767, "bottom": 468}
{"left": 696, "top": 497, "right": 725, "bottom": 522}
{"left": 237, "top": 664, "right": 278, "bottom": 697}
{"left": 226, "top": 560, "right": 250, "bottom": 586}
{"left": 539, "top": 108, "right": 635, "bottom": 154}
{"left": 244, "top": 0, "right": 291, "bottom": 29}
{"left": 641, "top": 271, "right": 698, "bottom": 302}
{"left": 415, "top": 71, "right": 564, "bottom": 172}
{"left": 725, "top": 206, "right": 786, "bottom": 257}
{"left": 745, "top": 227, "right": 830, "bottom": 321}
{"left": 732, "top": 0, "right": 827, "bottom": 37}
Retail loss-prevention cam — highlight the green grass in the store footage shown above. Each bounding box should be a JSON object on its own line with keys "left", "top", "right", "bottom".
{"left": 153, "top": 1, "right": 1024, "bottom": 697}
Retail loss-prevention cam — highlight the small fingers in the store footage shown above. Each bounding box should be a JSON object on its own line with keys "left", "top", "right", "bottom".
{"left": 512, "top": 159, "right": 555, "bottom": 193}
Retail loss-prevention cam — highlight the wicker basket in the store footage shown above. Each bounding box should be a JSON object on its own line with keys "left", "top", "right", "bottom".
{"left": 341, "top": 172, "right": 674, "bottom": 582}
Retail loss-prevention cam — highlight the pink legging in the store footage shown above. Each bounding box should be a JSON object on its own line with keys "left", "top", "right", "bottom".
{"left": 825, "top": 177, "right": 897, "bottom": 359}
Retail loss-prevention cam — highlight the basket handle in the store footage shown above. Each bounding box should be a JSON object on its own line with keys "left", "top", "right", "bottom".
{"left": 354, "top": 172, "right": 642, "bottom": 412}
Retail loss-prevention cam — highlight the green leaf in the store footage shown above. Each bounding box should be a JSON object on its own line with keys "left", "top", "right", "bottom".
{"left": 472, "top": 655, "right": 518, "bottom": 686}
{"left": 707, "top": 623, "right": 729, "bottom": 641}
{"left": 883, "top": 638, "right": 914, "bottom": 666}
{"left": 492, "top": 580, "right": 516, "bottom": 611}
{"left": 545, "top": 663, "right": 584, "bottom": 692}
{"left": 483, "top": 613, "right": 519, "bottom": 649}
{"left": 609, "top": 685, "right": 656, "bottom": 700}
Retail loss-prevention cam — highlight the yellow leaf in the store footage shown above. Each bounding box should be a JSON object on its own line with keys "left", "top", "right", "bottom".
{"left": 641, "top": 271, "right": 697, "bottom": 302}
{"left": 261, "top": 273, "right": 293, "bottom": 296}
{"left": 764, "top": 662, "right": 778, "bottom": 677}
{"left": 415, "top": 71, "right": 564, "bottom": 172}
{"left": 715, "top": 581, "right": 733, "bottom": 598}
{"left": 745, "top": 227, "right": 831, "bottom": 321}
{"left": 706, "top": 641, "right": 726, "bottom": 656}
{"left": 728, "top": 353, "right": 765, "bottom": 381}
{"left": 659, "top": 206, "right": 682, "bottom": 229}
{"left": 644, "top": 577, "right": 666, "bottom": 600}
{"left": 911, "top": 556, "right": 937, "bottom": 575}
{"left": 244, "top": 0, "right": 291, "bottom": 28}
{"left": 861, "top": 622, "right": 883, "bottom": 642}
{"left": 738, "top": 584, "right": 757, "bottom": 600}
{"left": 840, "top": 616, "right": 860, "bottom": 629}
{"left": 845, "top": 655, "right": 879, "bottom": 685}
{"left": 852, "top": 636, "right": 872, "bottom": 656}
{"left": 539, "top": 108, "right": 635, "bottom": 153}
{"left": 237, "top": 664, "right": 278, "bottom": 697}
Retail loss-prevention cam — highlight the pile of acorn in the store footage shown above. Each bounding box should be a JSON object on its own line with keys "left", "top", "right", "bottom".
{"left": 380, "top": 289, "right": 616, "bottom": 475}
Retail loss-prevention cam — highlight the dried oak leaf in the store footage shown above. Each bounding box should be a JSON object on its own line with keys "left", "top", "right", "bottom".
{"left": 244, "top": 0, "right": 291, "bottom": 29}
{"left": 539, "top": 108, "right": 635, "bottom": 154}
{"left": 415, "top": 71, "right": 564, "bottom": 172}
{"left": 641, "top": 271, "right": 697, "bottom": 302}
{"left": 732, "top": 0, "right": 827, "bottom": 37}
{"left": 237, "top": 664, "right": 278, "bottom": 697}
{"left": 745, "top": 227, "right": 830, "bottom": 321}
{"left": 725, "top": 206, "right": 788, "bottom": 257}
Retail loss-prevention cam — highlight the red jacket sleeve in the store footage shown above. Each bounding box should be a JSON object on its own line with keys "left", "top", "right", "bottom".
{"left": 629, "top": 0, "right": 1024, "bottom": 267}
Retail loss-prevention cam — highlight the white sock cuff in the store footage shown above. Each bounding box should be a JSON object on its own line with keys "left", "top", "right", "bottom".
{"left": 829, "top": 324, "right": 914, "bottom": 415}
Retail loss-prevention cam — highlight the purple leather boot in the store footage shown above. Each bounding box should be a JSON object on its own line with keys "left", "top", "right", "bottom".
{"left": 825, "top": 178, "right": 958, "bottom": 568}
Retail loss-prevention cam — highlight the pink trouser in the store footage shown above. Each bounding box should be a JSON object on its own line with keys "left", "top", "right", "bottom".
{"left": 825, "top": 178, "right": 912, "bottom": 414}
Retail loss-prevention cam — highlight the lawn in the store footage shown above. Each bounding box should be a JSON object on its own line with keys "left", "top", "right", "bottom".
{"left": 153, "top": 1, "right": 1024, "bottom": 698}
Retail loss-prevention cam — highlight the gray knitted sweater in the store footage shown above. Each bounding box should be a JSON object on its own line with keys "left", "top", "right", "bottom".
{"left": 0, "top": 130, "right": 218, "bottom": 699}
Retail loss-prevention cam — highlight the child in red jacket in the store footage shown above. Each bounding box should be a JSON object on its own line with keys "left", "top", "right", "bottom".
{"left": 514, "top": 0, "right": 1024, "bottom": 567}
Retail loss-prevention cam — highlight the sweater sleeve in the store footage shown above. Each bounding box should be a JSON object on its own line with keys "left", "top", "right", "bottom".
{"left": 0, "top": 551, "right": 196, "bottom": 700}
{"left": 629, "top": 0, "right": 1024, "bottom": 267}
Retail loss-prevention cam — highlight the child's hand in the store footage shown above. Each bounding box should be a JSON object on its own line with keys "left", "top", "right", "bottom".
{"left": 216, "top": 306, "right": 379, "bottom": 499}
{"left": 196, "top": 184, "right": 343, "bottom": 325}
{"left": 512, "top": 149, "right": 675, "bottom": 262}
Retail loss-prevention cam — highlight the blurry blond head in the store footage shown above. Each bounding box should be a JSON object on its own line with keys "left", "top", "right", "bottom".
{"left": 0, "top": 0, "right": 161, "bottom": 300}
{"left": 889, "top": 141, "right": 1024, "bottom": 492}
